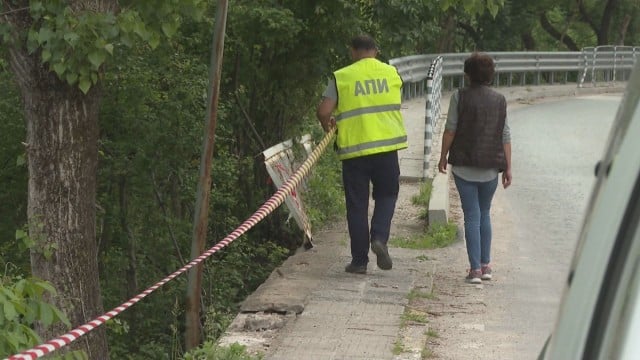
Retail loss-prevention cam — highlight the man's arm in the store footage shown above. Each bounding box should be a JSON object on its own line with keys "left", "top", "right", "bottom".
{"left": 316, "top": 97, "right": 337, "bottom": 132}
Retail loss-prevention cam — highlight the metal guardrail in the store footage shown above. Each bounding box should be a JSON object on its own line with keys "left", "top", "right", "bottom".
{"left": 580, "top": 46, "right": 639, "bottom": 86}
{"left": 390, "top": 46, "right": 640, "bottom": 101}
{"left": 423, "top": 56, "right": 443, "bottom": 179}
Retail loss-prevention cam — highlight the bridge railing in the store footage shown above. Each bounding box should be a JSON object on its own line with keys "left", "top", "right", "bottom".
{"left": 390, "top": 46, "right": 640, "bottom": 101}
{"left": 394, "top": 45, "right": 639, "bottom": 180}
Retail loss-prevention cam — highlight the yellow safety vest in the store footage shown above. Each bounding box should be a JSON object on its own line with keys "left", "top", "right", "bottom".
{"left": 333, "top": 58, "right": 407, "bottom": 160}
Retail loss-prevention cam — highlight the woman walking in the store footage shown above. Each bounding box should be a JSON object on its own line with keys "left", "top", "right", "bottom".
{"left": 438, "top": 52, "right": 512, "bottom": 284}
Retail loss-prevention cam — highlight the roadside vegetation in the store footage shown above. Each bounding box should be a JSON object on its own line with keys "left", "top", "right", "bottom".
{"left": 1, "top": 0, "right": 637, "bottom": 358}
{"left": 390, "top": 179, "right": 457, "bottom": 359}
{"left": 390, "top": 180, "right": 458, "bottom": 250}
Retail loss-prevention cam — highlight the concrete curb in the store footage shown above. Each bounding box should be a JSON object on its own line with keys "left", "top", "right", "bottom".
{"left": 427, "top": 170, "right": 449, "bottom": 224}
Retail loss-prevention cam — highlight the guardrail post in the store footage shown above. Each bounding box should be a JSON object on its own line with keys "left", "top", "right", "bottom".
{"left": 535, "top": 55, "right": 541, "bottom": 85}
{"left": 424, "top": 75, "right": 433, "bottom": 180}
{"left": 423, "top": 56, "right": 443, "bottom": 180}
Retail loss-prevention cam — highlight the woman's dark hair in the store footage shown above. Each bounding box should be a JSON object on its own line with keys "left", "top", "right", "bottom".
{"left": 464, "top": 53, "right": 495, "bottom": 85}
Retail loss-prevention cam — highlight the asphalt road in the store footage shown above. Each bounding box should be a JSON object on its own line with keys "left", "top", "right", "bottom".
{"left": 489, "top": 94, "right": 621, "bottom": 357}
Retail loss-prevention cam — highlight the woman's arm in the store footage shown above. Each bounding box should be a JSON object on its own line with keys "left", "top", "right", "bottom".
{"left": 438, "top": 130, "right": 455, "bottom": 174}
{"left": 439, "top": 91, "right": 459, "bottom": 174}
{"left": 502, "top": 142, "right": 512, "bottom": 188}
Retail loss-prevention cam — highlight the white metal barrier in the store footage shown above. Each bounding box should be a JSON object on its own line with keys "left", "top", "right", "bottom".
{"left": 423, "top": 56, "right": 443, "bottom": 179}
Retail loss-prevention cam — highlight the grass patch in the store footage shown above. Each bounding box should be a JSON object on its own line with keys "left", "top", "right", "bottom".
{"left": 416, "top": 254, "right": 431, "bottom": 261}
{"left": 183, "top": 342, "right": 263, "bottom": 360}
{"left": 392, "top": 339, "right": 406, "bottom": 355}
{"left": 390, "top": 222, "right": 457, "bottom": 250}
{"left": 407, "top": 288, "right": 435, "bottom": 301}
{"left": 411, "top": 180, "right": 433, "bottom": 206}
{"left": 401, "top": 310, "right": 428, "bottom": 326}
{"left": 421, "top": 347, "right": 435, "bottom": 359}
{"left": 411, "top": 180, "right": 433, "bottom": 219}
{"left": 426, "top": 329, "right": 439, "bottom": 338}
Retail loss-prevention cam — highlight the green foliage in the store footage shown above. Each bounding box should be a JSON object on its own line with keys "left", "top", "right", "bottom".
{"left": 390, "top": 222, "right": 458, "bottom": 250}
{"left": 410, "top": 180, "right": 432, "bottom": 220}
{"left": 439, "top": 0, "right": 505, "bottom": 17}
{"left": 0, "top": 0, "right": 206, "bottom": 93}
{"left": 2, "top": 0, "right": 637, "bottom": 358}
{"left": 0, "top": 70, "right": 28, "bottom": 274}
{"left": 0, "top": 276, "right": 89, "bottom": 359}
{"left": 183, "top": 342, "right": 263, "bottom": 360}
{"left": 304, "top": 133, "right": 345, "bottom": 228}
{"left": 411, "top": 181, "right": 433, "bottom": 207}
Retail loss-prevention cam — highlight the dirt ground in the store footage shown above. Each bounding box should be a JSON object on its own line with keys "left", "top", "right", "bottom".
{"left": 396, "top": 174, "right": 516, "bottom": 360}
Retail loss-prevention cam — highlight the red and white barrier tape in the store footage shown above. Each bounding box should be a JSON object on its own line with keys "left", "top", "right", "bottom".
{"left": 6, "top": 129, "right": 336, "bottom": 360}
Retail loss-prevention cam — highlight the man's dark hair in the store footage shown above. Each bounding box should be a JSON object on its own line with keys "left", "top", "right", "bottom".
{"left": 464, "top": 52, "right": 495, "bottom": 85}
{"left": 350, "top": 34, "right": 377, "bottom": 51}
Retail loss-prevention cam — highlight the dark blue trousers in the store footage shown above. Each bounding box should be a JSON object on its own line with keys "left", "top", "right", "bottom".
{"left": 342, "top": 151, "right": 400, "bottom": 266}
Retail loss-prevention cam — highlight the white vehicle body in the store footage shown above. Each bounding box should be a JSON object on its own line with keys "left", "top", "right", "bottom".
{"left": 539, "top": 61, "right": 640, "bottom": 359}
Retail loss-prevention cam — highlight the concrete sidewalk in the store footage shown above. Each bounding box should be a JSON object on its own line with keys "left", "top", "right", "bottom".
{"left": 217, "top": 82, "right": 626, "bottom": 360}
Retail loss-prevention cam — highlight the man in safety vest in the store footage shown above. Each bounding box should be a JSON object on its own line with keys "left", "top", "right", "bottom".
{"left": 316, "top": 34, "right": 408, "bottom": 274}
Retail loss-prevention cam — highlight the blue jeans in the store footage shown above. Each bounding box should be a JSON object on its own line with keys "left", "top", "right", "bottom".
{"left": 453, "top": 173, "right": 498, "bottom": 270}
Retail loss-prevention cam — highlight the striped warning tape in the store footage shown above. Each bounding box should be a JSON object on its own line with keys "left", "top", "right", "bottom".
{"left": 6, "top": 129, "right": 336, "bottom": 360}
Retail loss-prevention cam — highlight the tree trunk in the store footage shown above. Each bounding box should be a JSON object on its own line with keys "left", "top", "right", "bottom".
{"left": 539, "top": 12, "right": 579, "bottom": 50}
{"left": 7, "top": 44, "right": 109, "bottom": 359}
{"left": 616, "top": 14, "right": 631, "bottom": 44}
{"left": 436, "top": 10, "right": 457, "bottom": 53}
{"left": 598, "top": 0, "right": 620, "bottom": 45}
{"left": 521, "top": 32, "right": 536, "bottom": 50}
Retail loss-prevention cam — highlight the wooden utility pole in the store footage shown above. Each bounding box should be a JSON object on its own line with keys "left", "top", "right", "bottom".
{"left": 185, "top": 0, "right": 229, "bottom": 350}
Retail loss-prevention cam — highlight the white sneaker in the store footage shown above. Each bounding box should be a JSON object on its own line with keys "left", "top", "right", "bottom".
{"left": 466, "top": 269, "right": 482, "bottom": 284}
{"left": 481, "top": 265, "right": 492, "bottom": 281}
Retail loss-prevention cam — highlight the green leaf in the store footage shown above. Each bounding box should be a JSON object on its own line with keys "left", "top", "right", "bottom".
{"left": 37, "top": 27, "right": 54, "bottom": 44}
{"left": 25, "top": 302, "right": 38, "bottom": 324}
{"left": 16, "top": 153, "right": 26, "bottom": 166}
{"left": 133, "top": 22, "right": 148, "bottom": 39}
{"left": 161, "top": 22, "right": 178, "bottom": 38}
{"left": 34, "top": 281, "right": 56, "bottom": 295}
{"left": 148, "top": 33, "right": 160, "bottom": 49}
{"left": 15, "top": 229, "right": 27, "bottom": 240}
{"left": 39, "top": 304, "right": 54, "bottom": 326}
{"left": 41, "top": 49, "right": 52, "bottom": 63}
{"left": 120, "top": 34, "right": 133, "bottom": 47}
{"left": 104, "top": 43, "right": 114, "bottom": 55}
{"left": 64, "top": 32, "right": 80, "bottom": 47}
{"left": 4, "top": 301, "right": 17, "bottom": 321}
{"left": 78, "top": 77, "right": 92, "bottom": 94}
{"left": 52, "top": 62, "right": 66, "bottom": 77}
{"left": 5, "top": 332, "right": 21, "bottom": 353}
{"left": 31, "top": 1, "right": 45, "bottom": 14}
{"left": 71, "top": 350, "right": 89, "bottom": 360}
{"left": 52, "top": 306, "right": 71, "bottom": 327}
{"left": 66, "top": 72, "right": 78, "bottom": 85}
{"left": 88, "top": 51, "right": 106, "bottom": 69}
{"left": 27, "top": 29, "right": 39, "bottom": 54}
